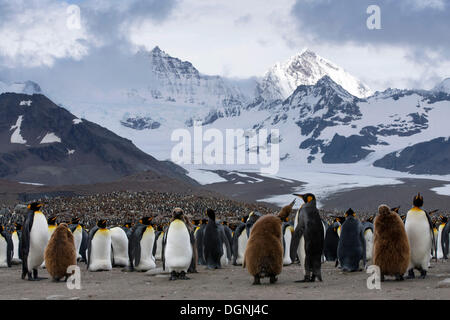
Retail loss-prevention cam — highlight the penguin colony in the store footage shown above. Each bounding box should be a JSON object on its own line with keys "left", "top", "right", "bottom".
{"left": 0, "top": 191, "right": 448, "bottom": 286}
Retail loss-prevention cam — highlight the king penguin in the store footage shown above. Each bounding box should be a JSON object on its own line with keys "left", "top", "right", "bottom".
{"left": 336, "top": 208, "right": 366, "bottom": 272}
{"left": 203, "top": 209, "right": 232, "bottom": 269}
{"left": 152, "top": 224, "right": 165, "bottom": 261}
{"left": 78, "top": 224, "right": 89, "bottom": 263}
{"left": 362, "top": 220, "right": 374, "bottom": 261}
{"left": 11, "top": 222, "right": 22, "bottom": 264}
{"left": 290, "top": 193, "right": 324, "bottom": 282}
{"left": 436, "top": 216, "right": 447, "bottom": 260}
{"left": 195, "top": 219, "right": 207, "bottom": 265}
{"left": 282, "top": 221, "right": 294, "bottom": 266}
{"left": 87, "top": 219, "right": 112, "bottom": 272}
{"left": 41, "top": 216, "right": 58, "bottom": 268}
{"left": 69, "top": 218, "right": 83, "bottom": 261}
{"left": 109, "top": 225, "right": 129, "bottom": 267}
{"left": 20, "top": 202, "right": 49, "bottom": 280}
{"left": 128, "top": 217, "right": 156, "bottom": 271}
{"left": 324, "top": 221, "right": 340, "bottom": 262}
{"left": 0, "top": 225, "right": 13, "bottom": 268}
{"left": 162, "top": 208, "right": 194, "bottom": 280}
{"left": 405, "top": 193, "right": 435, "bottom": 279}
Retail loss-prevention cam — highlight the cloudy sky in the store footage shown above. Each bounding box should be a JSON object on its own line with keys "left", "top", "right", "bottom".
{"left": 0, "top": 0, "right": 449, "bottom": 92}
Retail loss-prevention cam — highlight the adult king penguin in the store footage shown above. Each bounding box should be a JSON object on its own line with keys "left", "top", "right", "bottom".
{"left": 203, "top": 209, "right": 232, "bottom": 269}
{"left": 162, "top": 208, "right": 195, "bottom": 280}
{"left": 323, "top": 221, "right": 340, "bottom": 262}
{"left": 436, "top": 216, "right": 447, "bottom": 260}
{"left": 128, "top": 217, "right": 156, "bottom": 271}
{"left": 152, "top": 224, "right": 165, "bottom": 261}
{"left": 441, "top": 216, "right": 449, "bottom": 259}
{"left": 405, "top": 193, "right": 435, "bottom": 279}
{"left": 20, "top": 202, "right": 48, "bottom": 280}
{"left": 11, "top": 223, "right": 22, "bottom": 264}
{"left": 0, "top": 225, "right": 13, "bottom": 267}
{"left": 87, "top": 219, "right": 112, "bottom": 272}
{"left": 336, "top": 208, "right": 366, "bottom": 272}
{"left": 362, "top": 220, "right": 374, "bottom": 261}
{"left": 290, "top": 193, "right": 324, "bottom": 282}
{"left": 69, "top": 218, "right": 83, "bottom": 261}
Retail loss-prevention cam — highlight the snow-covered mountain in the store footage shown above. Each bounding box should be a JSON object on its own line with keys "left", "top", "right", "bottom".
{"left": 255, "top": 49, "right": 372, "bottom": 102}
{"left": 0, "top": 80, "right": 42, "bottom": 95}
{"left": 434, "top": 78, "right": 450, "bottom": 94}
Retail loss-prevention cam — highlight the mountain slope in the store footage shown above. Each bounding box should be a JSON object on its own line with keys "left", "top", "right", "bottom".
{"left": 0, "top": 92, "right": 197, "bottom": 185}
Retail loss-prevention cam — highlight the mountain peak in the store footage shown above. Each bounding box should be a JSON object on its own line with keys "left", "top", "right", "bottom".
{"left": 434, "top": 77, "right": 450, "bottom": 93}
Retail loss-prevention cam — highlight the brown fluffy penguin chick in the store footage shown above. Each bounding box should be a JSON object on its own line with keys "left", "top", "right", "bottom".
{"left": 243, "top": 200, "right": 294, "bottom": 285}
{"left": 373, "top": 205, "right": 410, "bottom": 281}
{"left": 44, "top": 223, "right": 77, "bottom": 281}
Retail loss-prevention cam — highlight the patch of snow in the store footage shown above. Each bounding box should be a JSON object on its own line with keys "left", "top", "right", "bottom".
{"left": 19, "top": 100, "right": 32, "bottom": 106}
{"left": 40, "top": 132, "right": 61, "bottom": 144}
{"left": 431, "top": 184, "right": 450, "bottom": 196}
{"left": 185, "top": 168, "right": 227, "bottom": 185}
{"left": 67, "top": 149, "right": 75, "bottom": 155}
{"left": 19, "top": 182, "right": 45, "bottom": 186}
{"left": 73, "top": 118, "right": 82, "bottom": 125}
{"left": 10, "top": 115, "right": 27, "bottom": 144}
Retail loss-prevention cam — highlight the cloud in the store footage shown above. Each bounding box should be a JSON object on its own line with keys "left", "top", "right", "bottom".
{"left": 290, "top": 0, "right": 450, "bottom": 54}
{"left": 0, "top": 0, "right": 178, "bottom": 68}
{"left": 234, "top": 14, "right": 252, "bottom": 26}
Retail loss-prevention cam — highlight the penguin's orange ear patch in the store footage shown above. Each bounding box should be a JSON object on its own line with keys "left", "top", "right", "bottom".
{"left": 307, "top": 196, "right": 313, "bottom": 202}
{"left": 27, "top": 204, "right": 31, "bottom": 209}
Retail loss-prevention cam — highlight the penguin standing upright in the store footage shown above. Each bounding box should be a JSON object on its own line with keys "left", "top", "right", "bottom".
{"left": 244, "top": 201, "right": 294, "bottom": 285}
{"left": 195, "top": 219, "right": 207, "bottom": 265}
{"left": 69, "top": 218, "right": 83, "bottom": 261}
{"left": 362, "top": 220, "right": 374, "bottom": 261}
{"left": 221, "top": 221, "right": 233, "bottom": 256}
{"left": 152, "top": 225, "right": 165, "bottom": 261}
{"left": 336, "top": 209, "right": 366, "bottom": 272}
{"left": 128, "top": 217, "right": 156, "bottom": 271}
{"left": 323, "top": 221, "right": 340, "bottom": 262}
{"left": 162, "top": 208, "right": 194, "bottom": 280}
{"left": 11, "top": 223, "right": 22, "bottom": 264}
{"left": 109, "top": 226, "right": 129, "bottom": 267}
{"left": 290, "top": 193, "right": 324, "bottom": 282}
{"left": 78, "top": 224, "right": 89, "bottom": 263}
{"left": 405, "top": 193, "right": 435, "bottom": 279}
{"left": 203, "top": 209, "right": 231, "bottom": 269}
{"left": 87, "top": 219, "right": 112, "bottom": 272}
{"left": 436, "top": 216, "right": 447, "bottom": 260}
{"left": 373, "top": 205, "right": 410, "bottom": 281}
{"left": 0, "top": 225, "right": 13, "bottom": 267}
{"left": 282, "top": 222, "right": 294, "bottom": 266}
{"left": 441, "top": 216, "right": 449, "bottom": 259}
{"left": 20, "top": 202, "right": 49, "bottom": 280}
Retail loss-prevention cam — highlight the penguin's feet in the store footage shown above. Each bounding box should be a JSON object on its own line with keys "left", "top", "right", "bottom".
{"left": 169, "top": 271, "right": 178, "bottom": 281}
{"left": 295, "top": 275, "right": 312, "bottom": 283}
{"left": 406, "top": 269, "right": 415, "bottom": 279}
{"left": 269, "top": 276, "right": 277, "bottom": 284}
{"left": 395, "top": 274, "right": 404, "bottom": 281}
{"left": 179, "top": 271, "right": 190, "bottom": 280}
{"left": 381, "top": 274, "right": 385, "bottom": 282}
{"left": 419, "top": 269, "right": 427, "bottom": 279}
{"left": 315, "top": 274, "right": 323, "bottom": 282}
{"left": 253, "top": 276, "right": 261, "bottom": 285}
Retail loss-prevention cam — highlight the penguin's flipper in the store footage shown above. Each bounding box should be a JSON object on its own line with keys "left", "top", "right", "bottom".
{"left": 442, "top": 224, "right": 450, "bottom": 259}
{"left": 425, "top": 212, "right": 437, "bottom": 260}
{"left": 152, "top": 231, "right": 160, "bottom": 257}
{"left": 6, "top": 233, "right": 13, "bottom": 267}
{"left": 20, "top": 211, "right": 34, "bottom": 276}
{"left": 220, "top": 228, "right": 232, "bottom": 261}
{"left": 359, "top": 223, "right": 367, "bottom": 267}
{"left": 87, "top": 226, "right": 100, "bottom": 269}
{"left": 290, "top": 224, "right": 304, "bottom": 262}
{"left": 162, "top": 227, "right": 168, "bottom": 271}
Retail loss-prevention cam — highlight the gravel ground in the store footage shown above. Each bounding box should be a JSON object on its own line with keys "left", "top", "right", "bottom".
{"left": 1, "top": 260, "right": 449, "bottom": 300}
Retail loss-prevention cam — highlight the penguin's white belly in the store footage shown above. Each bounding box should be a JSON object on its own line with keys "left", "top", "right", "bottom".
{"left": 0, "top": 235, "right": 7, "bottom": 267}
{"left": 28, "top": 213, "right": 48, "bottom": 270}
{"left": 135, "top": 227, "right": 156, "bottom": 271}
{"left": 283, "top": 229, "right": 292, "bottom": 266}
{"left": 155, "top": 235, "right": 163, "bottom": 260}
{"left": 364, "top": 229, "right": 374, "bottom": 260}
{"left": 436, "top": 225, "right": 444, "bottom": 259}
{"left": 220, "top": 243, "right": 228, "bottom": 266}
{"left": 236, "top": 231, "right": 248, "bottom": 265}
{"left": 298, "top": 236, "right": 305, "bottom": 268}
{"left": 406, "top": 213, "right": 432, "bottom": 269}
{"left": 73, "top": 227, "right": 82, "bottom": 259}
{"left": 12, "top": 232, "right": 21, "bottom": 263}
{"left": 165, "top": 220, "right": 192, "bottom": 272}
{"left": 110, "top": 227, "right": 129, "bottom": 267}
{"left": 89, "top": 230, "right": 112, "bottom": 271}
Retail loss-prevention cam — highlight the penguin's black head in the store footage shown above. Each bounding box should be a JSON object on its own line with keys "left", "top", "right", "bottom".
{"left": 47, "top": 216, "right": 57, "bottom": 225}
{"left": 14, "top": 222, "right": 22, "bottom": 230}
{"left": 27, "top": 202, "right": 43, "bottom": 212}
{"left": 413, "top": 193, "right": 424, "bottom": 208}
{"left": 221, "top": 220, "right": 229, "bottom": 226}
{"left": 206, "top": 208, "right": 215, "bottom": 220}
{"left": 293, "top": 193, "right": 316, "bottom": 204}
{"left": 0, "top": 225, "right": 3, "bottom": 232}
{"left": 201, "top": 218, "right": 208, "bottom": 224}
{"left": 123, "top": 222, "right": 132, "bottom": 229}
{"left": 241, "top": 215, "right": 249, "bottom": 223}
{"left": 344, "top": 208, "right": 356, "bottom": 218}
{"left": 70, "top": 217, "right": 80, "bottom": 225}
{"left": 440, "top": 215, "right": 448, "bottom": 223}
{"left": 192, "top": 219, "right": 200, "bottom": 226}
{"left": 172, "top": 208, "right": 184, "bottom": 220}
{"left": 97, "top": 219, "right": 107, "bottom": 229}
{"left": 140, "top": 217, "right": 153, "bottom": 226}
